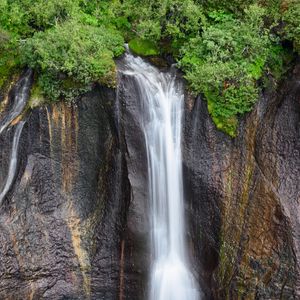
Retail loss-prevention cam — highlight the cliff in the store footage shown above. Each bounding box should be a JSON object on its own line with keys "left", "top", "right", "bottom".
{"left": 0, "top": 78, "right": 130, "bottom": 299}
{"left": 0, "top": 61, "right": 299, "bottom": 299}
{"left": 183, "top": 62, "right": 300, "bottom": 299}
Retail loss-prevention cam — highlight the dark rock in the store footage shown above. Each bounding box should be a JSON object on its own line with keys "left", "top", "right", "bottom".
{"left": 0, "top": 60, "right": 299, "bottom": 300}
{"left": 0, "top": 82, "right": 130, "bottom": 299}
{"left": 116, "top": 72, "right": 151, "bottom": 300}
{"left": 183, "top": 63, "right": 300, "bottom": 299}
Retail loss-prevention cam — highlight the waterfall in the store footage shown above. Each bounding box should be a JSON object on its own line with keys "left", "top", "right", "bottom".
{"left": 0, "top": 69, "right": 32, "bottom": 206}
{"left": 0, "top": 121, "right": 25, "bottom": 205}
{"left": 120, "top": 52, "right": 200, "bottom": 300}
{"left": 0, "top": 69, "right": 32, "bottom": 135}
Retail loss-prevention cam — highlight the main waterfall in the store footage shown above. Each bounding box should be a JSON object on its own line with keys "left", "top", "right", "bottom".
{"left": 120, "top": 52, "right": 200, "bottom": 300}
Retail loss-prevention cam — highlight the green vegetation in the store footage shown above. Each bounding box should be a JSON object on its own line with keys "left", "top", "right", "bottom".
{"left": 282, "top": 0, "right": 300, "bottom": 52}
{"left": 129, "top": 39, "right": 159, "bottom": 56}
{"left": 113, "top": 0, "right": 206, "bottom": 55}
{"left": 0, "top": 0, "right": 299, "bottom": 135}
{"left": 28, "top": 81, "right": 44, "bottom": 109}
{"left": 22, "top": 21, "right": 124, "bottom": 101}
{"left": 179, "top": 5, "right": 273, "bottom": 136}
{"left": 0, "top": 0, "right": 125, "bottom": 101}
{"left": 0, "top": 29, "right": 21, "bottom": 89}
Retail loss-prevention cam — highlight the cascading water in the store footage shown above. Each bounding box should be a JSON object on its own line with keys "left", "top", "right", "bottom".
{"left": 0, "top": 121, "right": 25, "bottom": 205}
{"left": 0, "top": 69, "right": 32, "bottom": 134}
{"left": 120, "top": 52, "right": 201, "bottom": 300}
{"left": 0, "top": 69, "right": 32, "bottom": 206}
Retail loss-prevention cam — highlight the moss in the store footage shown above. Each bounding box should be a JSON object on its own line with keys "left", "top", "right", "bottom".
{"left": 207, "top": 97, "right": 238, "bottom": 137}
{"left": 28, "top": 81, "right": 45, "bottom": 109}
{"left": 0, "top": 62, "right": 21, "bottom": 114}
{"left": 212, "top": 115, "right": 238, "bottom": 137}
{"left": 128, "top": 38, "right": 159, "bottom": 56}
{"left": 98, "top": 65, "right": 117, "bottom": 88}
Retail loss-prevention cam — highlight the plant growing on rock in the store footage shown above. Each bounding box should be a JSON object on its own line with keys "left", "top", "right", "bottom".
{"left": 179, "top": 5, "right": 279, "bottom": 136}
{"left": 0, "top": 0, "right": 298, "bottom": 135}
{"left": 21, "top": 21, "right": 124, "bottom": 101}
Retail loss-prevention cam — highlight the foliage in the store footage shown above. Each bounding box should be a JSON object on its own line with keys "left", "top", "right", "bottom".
{"left": 199, "top": 0, "right": 256, "bottom": 13}
{"left": 282, "top": 0, "right": 300, "bottom": 52}
{"left": 0, "top": 0, "right": 80, "bottom": 35}
{"left": 199, "top": 0, "right": 282, "bottom": 17}
{"left": 28, "top": 81, "right": 45, "bottom": 108}
{"left": 22, "top": 21, "right": 124, "bottom": 82}
{"left": 21, "top": 21, "right": 124, "bottom": 101}
{"left": 0, "top": 29, "right": 21, "bottom": 89}
{"left": 179, "top": 5, "right": 273, "bottom": 136}
{"left": 0, "top": 0, "right": 298, "bottom": 135}
{"left": 113, "top": 0, "right": 206, "bottom": 54}
{"left": 0, "top": 0, "right": 125, "bottom": 102}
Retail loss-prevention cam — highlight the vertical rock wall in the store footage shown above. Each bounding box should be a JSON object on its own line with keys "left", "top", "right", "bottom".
{"left": 116, "top": 72, "right": 151, "bottom": 300}
{"left": 0, "top": 61, "right": 299, "bottom": 300}
{"left": 183, "top": 63, "right": 300, "bottom": 299}
{"left": 0, "top": 80, "right": 130, "bottom": 299}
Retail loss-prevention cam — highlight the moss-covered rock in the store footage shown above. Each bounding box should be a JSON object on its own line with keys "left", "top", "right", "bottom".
{"left": 128, "top": 38, "right": 159, "bottom": 56}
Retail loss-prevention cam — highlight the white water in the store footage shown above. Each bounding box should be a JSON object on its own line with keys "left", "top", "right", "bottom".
{"left": 0, "top": 69, "right": 32, "bottom": 135}
{"left": 0, "top": 121, "right": 25, "bottom": 206}
{"left": 0, "top": 70, "right": 32, "bottom": 206}
{"left": 121, "top": 53, "right": 200, "bottom": 300}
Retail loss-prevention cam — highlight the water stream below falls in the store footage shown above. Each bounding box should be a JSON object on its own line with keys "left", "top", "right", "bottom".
{"left": 120, "top": 52, "right": 201, "bottom": 300}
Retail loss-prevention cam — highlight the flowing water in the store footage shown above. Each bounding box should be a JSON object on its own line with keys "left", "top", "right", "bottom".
{"left": 0, "top": 69, "right": 32, "bottom": 206}
{"left": 120, "top": 52, "right": 200, "bottom": 300}
{"left": 0, "top": 121, "right": 25, "bottom": 205}
{"left": 0, "top": 69, "right": 32, "bottom": 135}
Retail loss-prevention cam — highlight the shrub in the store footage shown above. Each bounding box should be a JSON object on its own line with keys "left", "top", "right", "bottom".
{"left": 179, "top": 5, "right": 274, "bottom": 136}
{"left": 0, "top": 0, "right": 79, "bottom": 35}
{"left": 282, "top": 0, "right": 300, "bottom": 53}
{"left": 0, "top": 29, "right": 21, "bottom": 89}
{"left": 22, "top": 21, "right": 124, "bottom": 101}
{"left": 0, "top": 0, "right": 297, "bottom": 136}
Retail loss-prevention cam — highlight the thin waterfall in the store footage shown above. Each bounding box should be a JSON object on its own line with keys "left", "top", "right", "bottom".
{"left": 0, "top": 121, "right": 25, "bottom": 205}
{"left": 0, "top": 69, "right": 32, "bottom": 134}
{"left": 0, "top": 69, "right": 32, "bottom": 206}
{"left": 120, "top": 52, "right": 201, "bottom": 300}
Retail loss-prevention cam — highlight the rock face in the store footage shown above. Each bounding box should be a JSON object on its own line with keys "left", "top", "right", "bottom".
{"left": 116, "top": 71, "right": 152, "bottom": 300}
{"left": 0, "top": 78, "right": 130, "bottom": 299}
{"left": 0, "top": 61, "right": 299, "bottom": 300}
{"left": 183, "top": 62, "right": 300, "bottom": 299}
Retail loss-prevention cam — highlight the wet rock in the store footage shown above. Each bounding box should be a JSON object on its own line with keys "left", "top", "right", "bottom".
{"left": 0, "top": 60, "right": 299, "bottom": 300}
{"left": 183, "top": 63, "right": 300, "bottom": 299}
{"left": 116, "top": 72, "right": 151, "bottom": 300}
{"left": 0, "top": 82, "right": 130, "bottom": 299}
